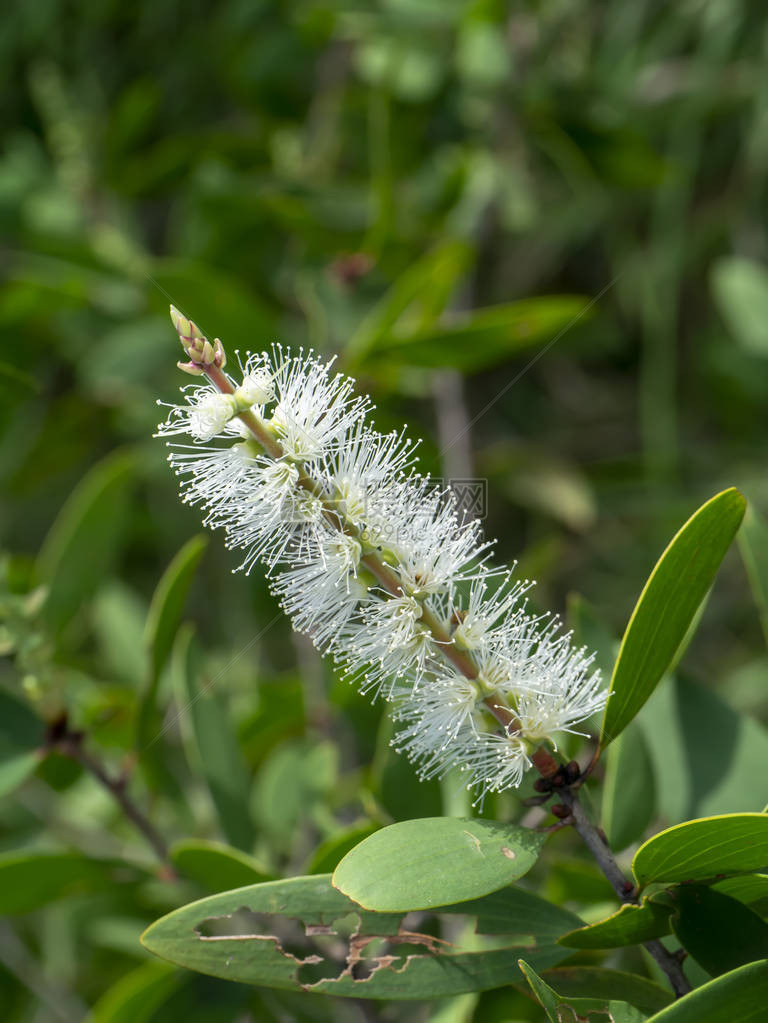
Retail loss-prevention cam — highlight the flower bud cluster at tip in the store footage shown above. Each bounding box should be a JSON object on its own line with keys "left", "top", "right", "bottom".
{"left": 156, "top": 310, "right": 608, "bottom": 804}
{"left": 170, "top": 304, "right": 227, "bottom": 375}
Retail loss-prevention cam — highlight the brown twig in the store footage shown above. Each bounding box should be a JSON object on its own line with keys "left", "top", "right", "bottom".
{"left": 557, "top": 787, "right": 691, "bottom": 998}
{"left": 50, "top": 720, "right": 172, "bottom": 870}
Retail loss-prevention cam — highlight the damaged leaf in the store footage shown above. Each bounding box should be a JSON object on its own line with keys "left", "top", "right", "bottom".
{"left": 140, "top": 874, "right": 574, "bottom": 999}
{"left": 332, "top": 816, "right": 545, "bottom": 911}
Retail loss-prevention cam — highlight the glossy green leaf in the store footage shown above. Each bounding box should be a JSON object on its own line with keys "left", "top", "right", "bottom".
{"left": 519, "top": 959, "right": 647, "bottom": 1023}
{"left": 141, "top": 874, "right": 571, "bottom": 998}
{"left": 173, "top": 626, "right": 255, "bottom": 851}
{"left": 643, "top": 959, "right": 768, "bottom": 1021}
{"left": 638, "top": 677, "right": 768, "bottom": 825}
{"left": 738, "top": 505, "right": 768, "bottom": 646}
{"left": 332, "top": 817, "right": 545, "bottom": 911}
{"left": 370, "top": 295, "right": 593, "bottom": 373}
{"left": 170, "top": 839, "right": 271, "bottom": 893}
{"left": 670, "top": 885, "right": 768, "bottom": 977}
{"left": 542, "top": 968, "right": 672, "bottom": 1014}
{"left": 633, "top": 813, "right": 768, "bottom": 889}
{"left": 559, "top": 900, "right": 673, "bottom": 949}
{"left": 37, "top": 451, "right": 136, "bottom": 630}
{"left": 711, "top": 255, "right": 768, "bottom": 356}
{"left": 600, "top": 488, "right": 746, "bottom": 748}
{"left": 602, "top": 721, "right": 656, "bottom": 852}
{"left": 88, "top": 961, "right": 183, "bottom": 1023}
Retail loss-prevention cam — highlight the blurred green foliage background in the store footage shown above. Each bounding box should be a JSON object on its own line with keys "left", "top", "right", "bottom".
{"left": 2, "top": 1, "right": 768, "bottom": 1020}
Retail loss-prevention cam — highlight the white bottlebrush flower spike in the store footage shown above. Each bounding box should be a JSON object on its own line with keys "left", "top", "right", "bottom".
{"left": 158, "top": 307, "right": 608, "bottom": 804}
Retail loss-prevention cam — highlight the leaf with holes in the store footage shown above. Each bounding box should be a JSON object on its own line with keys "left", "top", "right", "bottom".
{"left": 140, "top": 874, "right": 573, "bottom": 998}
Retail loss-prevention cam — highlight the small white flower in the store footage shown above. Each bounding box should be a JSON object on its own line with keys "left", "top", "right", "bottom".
{"left": 236, "top": 367, "right": 275, "bottom": 407}
{"left": 265, "top": 346, "right": 370, "bottom": 461}
{"left": 157, "top": 386, "right": 238, "bottom": 442}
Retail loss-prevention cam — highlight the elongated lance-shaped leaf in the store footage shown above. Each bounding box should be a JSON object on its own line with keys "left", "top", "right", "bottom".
{"left": 600, "top": 487, "right": 746, "bottom": 748}
{"left": 172, "top": 624, "right": 255, "bottom": 851}
{"left": 37, "top": 450, "right": 136, "bottom": 630}
{"left": 368, "top": 295, "right": 595, "bottom": 373}
{"left": 144, "top": 534, "right": 208, "bottom": 685}
{"left": 140, "top": 874, "right": 574, "bottom": 998}
{"left": 738, "top": 504, "right": 768, "bottom": 646}
{"left": 519, "top": 959, "right": 647, "bottom": 1023}
{"left": 559, "top": 899, "right": 674, "bottom": 950}
{"left": 137, "top": 534, "right": 207, "bottom": 749}
{"left": 345, "top": 240, "right": 471, "bottom": 363}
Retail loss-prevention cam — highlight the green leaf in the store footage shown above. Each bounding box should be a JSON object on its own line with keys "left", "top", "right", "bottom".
{"left": 711, "top": 255, "right": 768, "bottom": 356}
{"left": 542, "top": 968, "right": 672, "bottom": 1014}
{"left": 0, "top": 750, "right": 40, "bottom": 797}
{"left": 459, "top": 884, "right": 582, "bottom": 939}
{"left": 559, "top": 900, "right": 673, "bottom": 949}
{"left": 141, "top": 874, "right": 571, "bottom": 998}
{"left": 87, "top": 961, "right": 183, "bottom": 1023}
{"left": 738, "top": 505, "right": 768, "bottom": 646}
{"left": 0, "top": 688, "right": 44, "bottom": 796}
{"left": 602, "top": 721, "right": 656, "bottom": 852}
{"left": 713, "top": 874, "right": 768, "bottom": 916}
{"left": 346, "top": 240, "right": 472, "bottom": 363}
{"left": 251, "top": 738, "right": 339, "bottom": 849}
{"left": 600, "top": 488, "right": 746, "bottom": 748}
{"left": 170, "top": 839, "right": 272, "bottom": 893}
{"left": 519, "top": 959, "right": 648, "bottom": 1022}
{"left": 638, "top": 677, "right": 768, "bottom": 825}
{"left": 370, "top": 295, "right": 593, "bottom": 373}
{"left": 0, "top": 851, "right": 138, "bottom": 914}
{"left": 332, "top": 817, "right": 545, "bottom": 912}
{"left": 642, "top": 959, "right": 768, "bottom": 1021}
{"left": 37, "top": 450, "right": 136, "bottom": 630}
{"left": 137, "top": 535, "right": 207, "bottom": 748}
{"left": 306, "top": 825, "right": 380, "bottom": 875}
{"left": 633, "top": 813, "right": 768, "bottom": 889}
{"left": 173, "top": 626, "right": 255, "bottom": 851}
{"left": 670, "top": 885, "right": 768, "bottom": 977}
{"left": 144, "top": 535, "right": 208, "bottom": 686}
